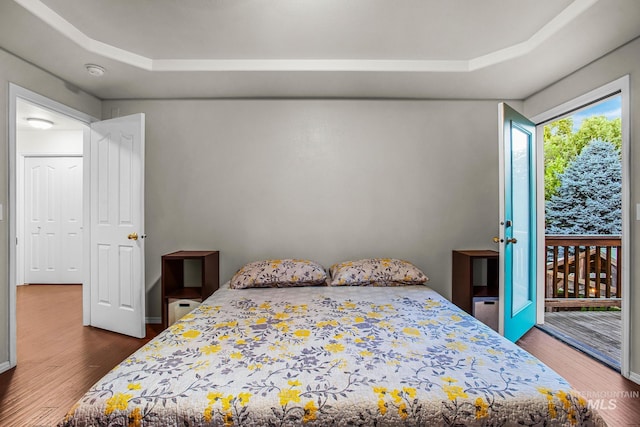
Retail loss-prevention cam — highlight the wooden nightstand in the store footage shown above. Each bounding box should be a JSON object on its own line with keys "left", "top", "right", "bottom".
{"left": 452, "top": 250, "right": 499, "bottom": 315}
{"left": 161, "top": 250, "right": 219, "bottom": 328}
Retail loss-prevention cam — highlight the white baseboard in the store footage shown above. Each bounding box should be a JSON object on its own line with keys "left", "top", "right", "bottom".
{"left": 628, "top": 371, "right": 640, "bottom": 385}
{"left": 145, "top": 317, "right": 161, "bottom": 324}
{"left": 0, "top": 361, "right": 12, "bottom": 375}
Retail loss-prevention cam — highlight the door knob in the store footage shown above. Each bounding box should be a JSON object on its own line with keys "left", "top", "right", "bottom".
{"left": 506, "top": 237, "right": 517, "bottom": 244}
{"left": 492, "top": 236, "right": 503, "bottom": 243}
{"left": 127, "top": 232, "right": 138, "bottom": 241}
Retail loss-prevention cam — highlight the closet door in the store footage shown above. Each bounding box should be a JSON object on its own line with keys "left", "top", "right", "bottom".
{"left": 24, "top": 156, "right": 83, "bottom": 284}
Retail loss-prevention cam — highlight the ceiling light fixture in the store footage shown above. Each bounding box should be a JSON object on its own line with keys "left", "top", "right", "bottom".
{"left": 26, "top": 117, "right": 54, "bottom": 129}
{"left": 85, "top": 63, "right": 106, "bottom": 77}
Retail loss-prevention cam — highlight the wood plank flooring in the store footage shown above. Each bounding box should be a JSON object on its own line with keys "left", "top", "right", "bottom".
{"left": 539, "top": 310, "right": 621, "bottom": 370}
{"left": 0, "top": 285, "right": 162, "bottom": 427}
{"left": 1, "top": 285, "right": 639, "bottom": 426}
{"left": 518, "top": 327, "right": 640, "bottom": 427}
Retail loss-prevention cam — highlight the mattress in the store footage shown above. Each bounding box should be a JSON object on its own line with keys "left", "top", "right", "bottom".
{"left": 59, "top": 282, "right": 605, "bottom": 426}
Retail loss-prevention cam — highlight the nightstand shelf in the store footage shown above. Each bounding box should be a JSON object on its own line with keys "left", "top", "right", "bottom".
{"left": 161, "top": 250, "right": 219, "bottom": 328}
{"left": 452, "top": 250, "right": 499, "bottom": 315}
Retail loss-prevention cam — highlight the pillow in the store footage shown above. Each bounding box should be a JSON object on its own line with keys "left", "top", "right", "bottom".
{"left": 230, "top": 259, "right": 327, "bottom": 289}
{"left": 329, "top": 258, "right": 428, "bottom": 286}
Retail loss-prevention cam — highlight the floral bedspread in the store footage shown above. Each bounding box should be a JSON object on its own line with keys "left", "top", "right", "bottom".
{"left": 60, "top": 283, "right": 605, "bottom": 426}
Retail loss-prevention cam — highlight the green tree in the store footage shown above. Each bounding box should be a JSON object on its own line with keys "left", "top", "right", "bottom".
{"left": 573, "top": 116, "right": 621, "bottom": 152}
{"left": 544, "top": 115, "right": 621, "bottom": 200}
{"left": 544, "top": 117, "right": 576, "bottom": 201}
{"left": 546, "top": 140, "right": 621, "bottom": 235}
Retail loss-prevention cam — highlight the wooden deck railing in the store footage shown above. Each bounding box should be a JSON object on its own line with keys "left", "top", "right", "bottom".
{"left": 545, "top": 235, "right": 621, "bottom": 310}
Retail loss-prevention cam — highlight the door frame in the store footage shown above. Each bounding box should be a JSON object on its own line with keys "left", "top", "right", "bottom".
{"left": 7, "top": 84, "right": 96, "bottom": 368}
{"left": 529, "top": 75, "right": 630, "bottom": 378}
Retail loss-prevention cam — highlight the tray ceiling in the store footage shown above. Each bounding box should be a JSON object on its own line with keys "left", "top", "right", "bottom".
{"left": 1, "top": 0, "right": 639, "bottom": 99}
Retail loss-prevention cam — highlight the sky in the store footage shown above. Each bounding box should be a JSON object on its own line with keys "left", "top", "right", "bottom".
{"left": 571, "top": 95, "right": 621, "bottom": 131}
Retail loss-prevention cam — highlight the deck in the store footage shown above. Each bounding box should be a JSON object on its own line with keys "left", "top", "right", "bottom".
{"left": 537, "top": 310, "right": 621, "bottom": 371}
{"left": 545, "top": 235, "right": 621, "bottom": 309}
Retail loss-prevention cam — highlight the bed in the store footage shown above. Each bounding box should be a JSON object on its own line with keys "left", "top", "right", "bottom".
{"left": 59, "top": 258, "right": 605, "bottom": 426}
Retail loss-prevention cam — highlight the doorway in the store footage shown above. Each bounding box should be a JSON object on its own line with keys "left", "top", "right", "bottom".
{"left": 531, "top": 76, "right": 630, "bottom": 376}
{"left": 539, "top": 94, "right": 622, "bottom": 370}
{"left": 16, "top": 99, "right": 85, "bottom": 286}
{"left": 7, "top": 84, "right": 95, "bottom": 369}
{"left": 7, "top": 85, "right": 148, "bottom": 371}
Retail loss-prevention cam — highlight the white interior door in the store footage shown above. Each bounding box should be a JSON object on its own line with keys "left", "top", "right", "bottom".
{"left": 24, "top": 156, "right": 83, "bottom": 284}
{"left": 90, "top": 114, "right": 146, "bottom": 338}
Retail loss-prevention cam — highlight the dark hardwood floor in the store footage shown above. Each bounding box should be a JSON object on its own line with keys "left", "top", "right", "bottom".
{"left": 0, "top": 285, "right": 162, "bottom": 427}
{"left": 518, "top": 327, "right": 640, "bottom": 426}
{"left": 1, "top": 285, "right": 639, "bottom": 426}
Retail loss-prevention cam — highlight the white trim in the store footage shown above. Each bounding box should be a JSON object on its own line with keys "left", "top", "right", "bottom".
{"left": 0, "top": 361, "right": 11, "bottom": 375}
{"left": 13, "top": 0, "right": 151, "bottom": 69}
{"left": 8, "top": 87, "right": 18, "bottom": 369}
{"left": 620, "top": 76, "right": 630, "bottom": 379}
{"left": 8, "top": 84, "right": 97, "bottom": 369}
{"left": 14, "top": 0, "right": 598, "bottom": 73}
{"left": 535, "top": 120, "right": 546, "bottom": 325}
{"left": 82, "top": 126, "right": 91, "bottom": 326}
{"left": 530, "top": 75, "right": 630, "bottom": 378}
{"left": 468, "top": 0, "right": 598, "bottom": 71}
{"left": 628, "top": 371, "right": 640, "bottom": 386}
{"left": 530, "top": 77, "right": 626, "bottom": 124}
{"left": 152, "top": 59, "right": 470, "bottom": 73}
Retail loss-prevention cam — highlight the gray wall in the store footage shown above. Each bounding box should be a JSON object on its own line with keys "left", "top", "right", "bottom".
{"left": 524, "top": 37, "right": 640, "bottom": 377}
{"left": 102, "top": 99, "right": 503, "bottom": 319}
{"left": 6, "top": 34, "right": 637, "bottom": 378}
{"left": 0, "top": 48, "right": 101, "bottom": 366}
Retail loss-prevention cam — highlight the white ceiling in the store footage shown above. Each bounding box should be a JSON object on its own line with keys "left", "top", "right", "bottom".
{"left": 16, "top": 98, "right": 86, "bottom": 131}
{"left": 1, "top": 0, "right": 639, "bottom": 99}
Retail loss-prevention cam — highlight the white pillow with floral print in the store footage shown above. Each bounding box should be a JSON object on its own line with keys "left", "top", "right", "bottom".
{"left": 329, "top": 258, "right": 428, "bottom": 286}
{"left": 230, "top": 259, "right": 327, "bottom": 289}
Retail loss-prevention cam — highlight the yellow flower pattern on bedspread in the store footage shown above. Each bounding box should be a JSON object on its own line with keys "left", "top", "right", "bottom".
{"left": 59, "top": 284, "right": 605, "bottom": 426}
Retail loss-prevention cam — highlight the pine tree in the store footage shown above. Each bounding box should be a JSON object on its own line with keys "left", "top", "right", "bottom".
{"left": 546, "top": 140, "right": 621, "bottom": 235}
{"left": 544, "top": 115, "right": 621, "bottom": 200}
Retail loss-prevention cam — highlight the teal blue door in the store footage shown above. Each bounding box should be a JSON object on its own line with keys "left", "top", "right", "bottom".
{"left": 499, "top": 103, "right": 536, "bottom": 342}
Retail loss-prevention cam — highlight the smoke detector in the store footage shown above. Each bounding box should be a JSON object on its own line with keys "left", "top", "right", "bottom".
{"left": 85, "top": 64, "right": 106, "bottom": 77}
